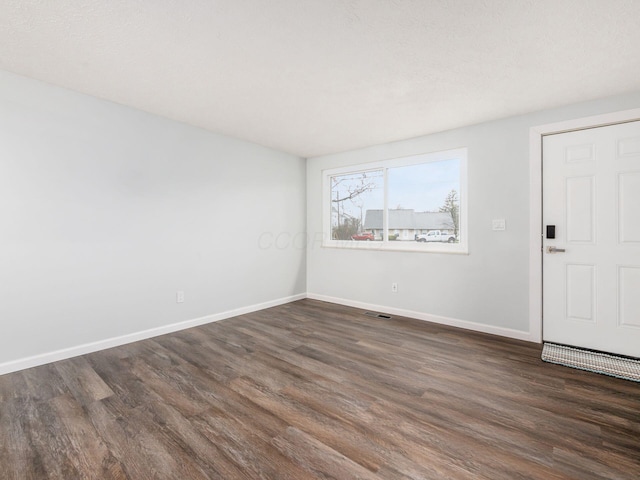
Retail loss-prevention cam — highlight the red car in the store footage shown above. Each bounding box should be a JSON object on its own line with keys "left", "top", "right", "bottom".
{"left": 351, "top": 232, "right": 375, "bottom": 241}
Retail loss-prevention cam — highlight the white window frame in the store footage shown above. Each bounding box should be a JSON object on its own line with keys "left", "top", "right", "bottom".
{"left": 322, "top": 147, "right": 468, "bottom": 254}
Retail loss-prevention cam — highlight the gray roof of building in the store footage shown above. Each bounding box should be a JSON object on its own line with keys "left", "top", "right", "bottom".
{"left": 415, "top": 211, "right": 454, "bottom": 230}
{"left": 364, "top": 209, "right": 454, "bottom": 230}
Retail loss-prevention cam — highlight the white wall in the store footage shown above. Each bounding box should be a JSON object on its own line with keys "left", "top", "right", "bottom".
{"left": 0, "top": 70, "right": 306, "bottom": 370}
{"left": 2, "top": 68, "right": 639, "bottom": 372}
{"left": 307, "top": 91, "right": 640, "bottom": 340}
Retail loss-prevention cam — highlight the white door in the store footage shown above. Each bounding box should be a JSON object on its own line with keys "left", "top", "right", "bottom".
{"left": 543, "top": 120, "right": 640, "bottom": 358}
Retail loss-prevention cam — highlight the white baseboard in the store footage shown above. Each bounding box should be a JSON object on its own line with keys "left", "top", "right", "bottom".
{"left": 0, "top": 291, "right": 535, "bottom": 376}
{"left": 0, "top": 293, "right": 306, "bottom": 376}
{"left": 306, "top": 293, "right": 535, "bottom": 343}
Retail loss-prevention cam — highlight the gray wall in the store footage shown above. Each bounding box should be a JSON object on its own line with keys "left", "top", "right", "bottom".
{"left": 307, "top": 91, "right": 640, "bottom": 336}
{"left": 0, "top": 70, "right": 306, "bottom": 366}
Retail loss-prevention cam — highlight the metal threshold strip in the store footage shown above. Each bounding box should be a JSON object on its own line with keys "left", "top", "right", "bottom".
{"left": 542, "top": 343, "right": 640, "bottom": 382}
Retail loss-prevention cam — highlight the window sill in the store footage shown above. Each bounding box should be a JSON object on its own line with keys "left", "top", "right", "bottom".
{"left": 321, "top": 240, "right": 469, "bottom": 254}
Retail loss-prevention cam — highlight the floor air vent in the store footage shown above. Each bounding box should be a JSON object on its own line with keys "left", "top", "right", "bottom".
{"left": 364, "top": 311, "right": 392, "bottom": 319}
{"left": 542, "top": 343, "right": 640, "bottom": 382}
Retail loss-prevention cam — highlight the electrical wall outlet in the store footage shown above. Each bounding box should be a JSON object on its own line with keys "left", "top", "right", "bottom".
{"left": 391, "top": 283, "right": 398, "bottom": 293}
{"left": 176, "top": 291, "right": 185, "bottom": 303}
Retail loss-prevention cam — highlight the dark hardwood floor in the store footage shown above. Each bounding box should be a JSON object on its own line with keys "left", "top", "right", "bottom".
{"left": 1, "top": 299, "right": 639, "bottom": 479}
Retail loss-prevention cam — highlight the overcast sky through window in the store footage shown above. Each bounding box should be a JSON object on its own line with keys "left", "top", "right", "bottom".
{"left": 332, "top": 158, "right": 459, "bottom": 221}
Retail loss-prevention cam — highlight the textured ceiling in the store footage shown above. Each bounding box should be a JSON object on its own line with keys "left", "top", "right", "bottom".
{"left": 1, "top": 0, "right": 640, "bottom": 158}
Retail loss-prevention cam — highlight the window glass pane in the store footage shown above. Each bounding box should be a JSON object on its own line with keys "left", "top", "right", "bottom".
{"left": 330, "top": 170, "right": 383, "bottom": 241}
{"left": 323, "top": 148, "right": 467, "bottom": 252}
{"left": 387, "top": 159, "right": 460, "bottom": 243}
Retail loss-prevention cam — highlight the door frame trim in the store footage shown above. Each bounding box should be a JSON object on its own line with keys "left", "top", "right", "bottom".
{"left": 529, "top": 108, "right": 640, "bottom": 343}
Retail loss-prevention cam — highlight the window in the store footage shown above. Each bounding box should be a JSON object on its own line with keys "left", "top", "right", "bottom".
{"left": 322, "top": 148, "right": 467, "bottom": 253}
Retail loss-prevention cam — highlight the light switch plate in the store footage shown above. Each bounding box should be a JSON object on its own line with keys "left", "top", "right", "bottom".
{"left": 492, "top": 219, "right": 506, "bottom": 231}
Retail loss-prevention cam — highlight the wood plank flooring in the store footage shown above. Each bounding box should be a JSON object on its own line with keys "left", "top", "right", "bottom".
{"left": 1, "top": 299, "right": 639, "bottom": 479}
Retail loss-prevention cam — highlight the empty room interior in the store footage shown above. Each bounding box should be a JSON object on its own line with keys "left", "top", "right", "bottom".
{"left": 1, "top": 1, "right": 640, "bottom": 479}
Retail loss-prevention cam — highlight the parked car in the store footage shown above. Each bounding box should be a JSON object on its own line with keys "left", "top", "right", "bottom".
{"left": 351, "top": 232, "right": 375, "bottom": 241}
{"left": 388, "top": 233, "right": 399, "bottom": 240}
{"left": 416, "top": 230, "right": 456, "bottom": 243}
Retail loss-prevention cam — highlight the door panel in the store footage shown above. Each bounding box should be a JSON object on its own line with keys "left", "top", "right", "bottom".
{"left": 543, "top": 121, "right": 640, "bottom": 358}
{"left": 619, "top": 266, "right": 640, "bottom": 328}
{"left": 619, "top": 171, "right": 640, "bottom": 242}
{"left": 565, "top": 175, "right": 595, "bottom": 243}
{"left": 565, "top": 264, "right": 596, "bottom": 322}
